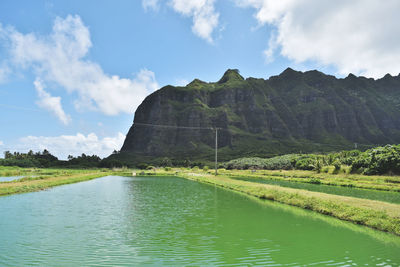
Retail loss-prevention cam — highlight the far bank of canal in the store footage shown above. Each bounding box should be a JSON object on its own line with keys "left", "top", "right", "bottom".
{"left": 0, "top": 175, "right": 399, "bottom": 266}
{"left": 230, "top": 175, "right": 400, "bottom": 204}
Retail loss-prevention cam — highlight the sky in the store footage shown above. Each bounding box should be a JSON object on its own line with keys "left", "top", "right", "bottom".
{"left": 0, "top": 0, "right": 399, "bottom": 159}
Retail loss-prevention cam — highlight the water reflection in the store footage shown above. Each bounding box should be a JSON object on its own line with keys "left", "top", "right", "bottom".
{"left": 0, "top": 176, "right": 399, "bottom": 266}
{"left": 0, "top": 176, "right": 24, "bottom": 182}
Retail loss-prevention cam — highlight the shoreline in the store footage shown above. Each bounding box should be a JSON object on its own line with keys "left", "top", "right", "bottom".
{"left": 2, "top": 167, "right": 400, "bottom": 236}
{"left": 0, "top": 171, "right": 112, "bottom": 196}
{"left": 178, "top": 172, "right": 400, "bottom": 236}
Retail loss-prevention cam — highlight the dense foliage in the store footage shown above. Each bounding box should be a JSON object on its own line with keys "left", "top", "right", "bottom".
{"left": 0, "top": 150, "right": 101, "bottom": 168}
{"left": 3, "top": 144, "right": 400, "bottom": 174}
{"left": 223, "top": 144, "right": 400, "bottom": 175}
{"left": 223, "top": 154, "right": 324, "bottom": 171}
{"left": 350, "top": 145, "right": 400, "bottom": 175}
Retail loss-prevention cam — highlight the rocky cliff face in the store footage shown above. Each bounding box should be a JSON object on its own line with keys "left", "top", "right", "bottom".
{"left": 119, "top": 68, "right": 400, "bottom": 162}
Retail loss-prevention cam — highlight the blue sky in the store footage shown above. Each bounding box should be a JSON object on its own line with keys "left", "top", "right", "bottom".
{"left": 0, "top": 0, "right": 399, "bottom": 159}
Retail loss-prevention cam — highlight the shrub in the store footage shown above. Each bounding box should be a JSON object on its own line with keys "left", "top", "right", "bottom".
{"left": 309, "top": 178, "right": 321, "bottom": 184}
{"left": 314, "top": 159, "right": 323, "bottom": 173}
{"left": 137, "top": 163, "right": 148, "bottom": 170}
{"left": 332, "top": 160, "right": 341, "bottom": 174}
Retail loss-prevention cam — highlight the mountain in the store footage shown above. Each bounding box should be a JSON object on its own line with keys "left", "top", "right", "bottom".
{"left": 113, "top": 68, "right": 400, "bottom": 165}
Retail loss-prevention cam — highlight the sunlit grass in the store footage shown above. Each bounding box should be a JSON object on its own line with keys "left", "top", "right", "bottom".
{"left": 0, "top": 167, "right": 112, "bottom": 196}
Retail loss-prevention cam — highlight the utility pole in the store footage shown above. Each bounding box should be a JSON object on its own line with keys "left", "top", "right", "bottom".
{"left": 215, "top": 128, "right": 218, "bottom": 176}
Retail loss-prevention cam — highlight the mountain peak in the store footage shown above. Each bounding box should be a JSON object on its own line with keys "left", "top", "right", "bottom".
{"left": 278, "top": 67, "right": 302, "bottom": 79}
{"left": 187, "top": 78, "right": 206, "bottom": 87}
{"left": 218, "top": 69, "right": 244, "bottom": 84}
{"left": 283, "top": 67, "right": 296, "bottom": 73}
{"left": 346, "top": 73, "right": 357, "bottom": 79}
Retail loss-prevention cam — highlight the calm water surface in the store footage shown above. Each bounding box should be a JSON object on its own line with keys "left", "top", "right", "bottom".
{"left": 0, "top": 176, "right": 399, "bottom": 266}
{"left": 0, "top": 176, "right": 24, "bottom": 182}
{"left": 231, "top": 176, "right": 400, "bottom": 204}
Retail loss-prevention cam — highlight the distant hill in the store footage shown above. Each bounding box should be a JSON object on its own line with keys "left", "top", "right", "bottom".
{"left": 112, "top": 68, "right": 400, "bottom": 165}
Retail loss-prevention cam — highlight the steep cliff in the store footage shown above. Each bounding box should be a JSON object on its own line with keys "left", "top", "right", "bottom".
{"left": 117, "top": 68, "right": 400, "bottom": 164}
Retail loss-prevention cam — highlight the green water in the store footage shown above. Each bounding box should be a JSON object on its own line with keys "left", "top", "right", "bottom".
{"left": 232, "top": 176, "right": 400, "bottom": 204}
{"left": 0, "top": 176, "right": 399, "bottom": 266}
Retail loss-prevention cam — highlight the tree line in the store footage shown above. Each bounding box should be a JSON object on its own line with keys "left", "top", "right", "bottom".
{"left": 1, "top": 150, "right": 102, "bottom": 168}
{"left": 3, "top": 144, "right": 400, "bottom": 175}
{"left": 223, "top": 144, "right": 400, "bottom": 175}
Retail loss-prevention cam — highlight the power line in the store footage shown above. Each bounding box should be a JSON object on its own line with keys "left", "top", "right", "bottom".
{"left": 133, "top": 122, "right": 222, "bottom": 130}
{"left": 133, "top": 122, "right": 220, "bottom": 175}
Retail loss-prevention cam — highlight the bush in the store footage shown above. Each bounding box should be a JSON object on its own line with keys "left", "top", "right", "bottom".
{"left": 314, "top": 159, "right": 323, "bottom": 173}
{"left": 161, "top": 157, "right": 172, "bottom": 167}
{"left": 350, "top": 145, "right": 400, "bottom": 175}
{"left": 137, "top": 163, "right": 148, "bottom": 170}
{"left": 203, "top": 166, "right": 209, "bottom": 172}
{"left": 309, "top": 178, "right": 321, "bottom": 184}
{"left": 295, "top": 156, "right": 318, "bottom": 170}
{"left": 220, "top": 144, "right": 400, "bottom": 175}
{"left": 224, "top": 155, "right": 298, "bottom": 170}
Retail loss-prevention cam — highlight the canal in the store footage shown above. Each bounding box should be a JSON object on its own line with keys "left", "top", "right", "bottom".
{"left": 230, "top": 175, "right": 400, "bottom": 204}
{"left": 0, "top": 176, "right": 399, "bottom": 266}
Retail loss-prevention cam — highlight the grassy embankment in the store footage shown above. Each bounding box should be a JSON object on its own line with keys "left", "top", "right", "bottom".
{"left": 176, "top": 169, "right": 400, "bottom": 235}
{"left": 0, "top": 167, "right": 113, "bottom": 196}
{"left": 218, "top": 169, "right": 400, "bottom": 192}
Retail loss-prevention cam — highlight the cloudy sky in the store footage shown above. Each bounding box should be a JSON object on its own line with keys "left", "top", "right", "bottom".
{"left": 0, "top": 0, "right": 399, "bottom": 159}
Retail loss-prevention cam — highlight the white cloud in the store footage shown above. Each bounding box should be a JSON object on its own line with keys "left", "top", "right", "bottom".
{"left": 237, "top": 0, "right": 400, "bottom": 78}
{"left": 170, "top": 0, "right": 219, "bottom": 42}
{"left": 142, "top": 0, "right": 160, "bottom": 11}
{"left": 0, "top": 63, "right": 10, "bottom": 83}
{"left": 263, "top": 31, "right": 278, "bottom": 63}
{"left": 2, "top": 15, "right": 159, "bottom": 117}
{"left": 144, "top": 0, "right": 219, "bottom": 42}
{"left": 0, "top": 141, "right": 3, "bottom": 146}
{"left": 34, "top": 78, "right": 71, "bottom": 125}
{"left": 18, "top": 132, "right": 125, "bottom": 159}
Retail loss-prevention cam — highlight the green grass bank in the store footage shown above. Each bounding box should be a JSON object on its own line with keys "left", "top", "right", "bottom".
{"left": 177, "top": 171, "right": 400, "bottom": 236}
{"left": 218, "top": 169, "right": 400, "bottom": 192}
{"left": 0, "top": 168, "right": 112, "bottom": 196}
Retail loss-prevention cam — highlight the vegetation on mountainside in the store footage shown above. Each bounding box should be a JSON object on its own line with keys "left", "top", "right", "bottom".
{"left": 119, "top": 68, "right": 400, "bottom": 164}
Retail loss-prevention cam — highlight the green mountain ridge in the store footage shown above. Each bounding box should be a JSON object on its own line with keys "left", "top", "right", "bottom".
{"left": 113, "top": 68, "right": 400, "bottom": 165}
